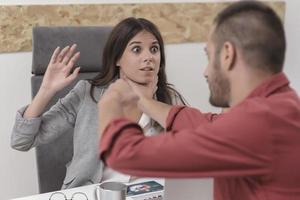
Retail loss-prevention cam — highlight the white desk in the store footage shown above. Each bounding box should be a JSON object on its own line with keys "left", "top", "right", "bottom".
{"left": 11, "top": 178, "right": 164, "bottom": 200}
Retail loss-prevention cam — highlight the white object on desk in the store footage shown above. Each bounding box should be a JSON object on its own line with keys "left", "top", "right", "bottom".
{"left": 10, "top": 178, "right": 164, "bottom": 200}
{"left": 98, "top": 181, "right": 127, "bottom": 200}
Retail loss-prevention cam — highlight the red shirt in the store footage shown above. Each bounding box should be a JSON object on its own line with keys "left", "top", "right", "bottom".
{"left": 100, "top": 73, "right": 300, "bottom": 200}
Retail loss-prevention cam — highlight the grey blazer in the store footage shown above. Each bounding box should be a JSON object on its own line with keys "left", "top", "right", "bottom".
{"left": 11, "top": 80, "right": 111, "bottom": 189}
{"left": 11, "top": 80, "right": 180, "bottom": 189}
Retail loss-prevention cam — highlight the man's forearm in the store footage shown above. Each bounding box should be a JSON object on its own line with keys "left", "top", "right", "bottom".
{"left": 98, "top": 94, "right": 124, "bottom": 133}
{"left": 138, "top": 97, "right": 172, "bottom": 128}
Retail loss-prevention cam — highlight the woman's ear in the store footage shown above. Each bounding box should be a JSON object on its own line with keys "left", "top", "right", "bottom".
{"left": 116, "top": 58, "right": 121, "bottom": 68}
{"left": 221, "top": 41, "right": 236, "bottom": 71}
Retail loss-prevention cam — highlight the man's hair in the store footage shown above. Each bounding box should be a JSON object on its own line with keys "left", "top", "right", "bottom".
{"left": 213, "top": 1, "right": 286, "bottom": 73}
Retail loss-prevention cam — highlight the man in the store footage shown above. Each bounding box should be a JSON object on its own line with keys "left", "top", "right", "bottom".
{"left": 98, "top": 1, "right": 300, "bottom": 200}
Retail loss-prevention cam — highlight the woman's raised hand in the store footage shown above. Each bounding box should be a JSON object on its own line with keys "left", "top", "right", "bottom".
{"left": 23, "top": 44, "right": 80, "bottom": 118}
{"left": 40, "top": 44, "right": 80, "bottom": 94}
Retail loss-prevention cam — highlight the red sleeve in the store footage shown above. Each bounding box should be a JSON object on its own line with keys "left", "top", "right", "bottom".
{"left": 99, "top": 104, "right": 272, "bottom": 178}
{"left": 99, "top": 118, "right": 143, "bottom": 163}
{"left": 166, "top": 106, "right": 220, "bottom": 131}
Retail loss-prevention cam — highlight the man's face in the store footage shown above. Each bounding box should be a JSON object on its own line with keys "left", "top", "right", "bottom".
{"left": 203, "top": 31, "right": 231, "bottom": 107}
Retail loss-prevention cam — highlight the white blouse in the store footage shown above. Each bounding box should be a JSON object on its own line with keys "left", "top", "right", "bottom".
{"left": 101, "top": 113, "right": 159, "bottom": 183}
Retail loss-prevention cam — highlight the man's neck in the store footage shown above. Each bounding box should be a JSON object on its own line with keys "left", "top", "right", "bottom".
{"left": 229, "top": 69, "right": 273, "bottom": 107}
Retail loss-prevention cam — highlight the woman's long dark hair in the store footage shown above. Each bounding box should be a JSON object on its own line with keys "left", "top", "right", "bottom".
{"left": 89, "top": 17, "right": 186, "bottom": 110}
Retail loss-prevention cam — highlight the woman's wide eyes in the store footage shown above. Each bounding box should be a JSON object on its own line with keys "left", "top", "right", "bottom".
{"left": 131, "top": 45, "right": 160, "bottom": 54}
{"left": 132, "top": 46, "right": 141, "bottom": 53}
{"left": 150, "top": 46, "right": 159, "bottom": 53}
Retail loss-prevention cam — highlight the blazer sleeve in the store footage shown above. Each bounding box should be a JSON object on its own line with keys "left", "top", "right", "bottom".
{"left": 11, "top": 80, "right": 87, "bottom": 151}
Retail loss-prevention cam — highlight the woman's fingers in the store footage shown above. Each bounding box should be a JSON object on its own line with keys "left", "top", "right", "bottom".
{"left": 50, "top": 46, "right": 60, "bottom": 64}
{"left": 150, "top": 75, "right": 158, "bottom": 95}
{"left": 153, "top": 75, "right": 158, "bottom": 86}
{"left": 62, "top": 44, "right": 77, "bottom": 65}
{"left": 50, "top": 44, "right": 78, "bottom": 65}
{"left": 121, "top": 73, "right": 128, "bottom": 81}
{"left": 56, "top": 46, "right": 70, "bottom": 63}
{"left": 66, "top": 51, "right": 80, "bottom": 71}
{"left": 66, "top": 67, "right": 80, "bottom": 83}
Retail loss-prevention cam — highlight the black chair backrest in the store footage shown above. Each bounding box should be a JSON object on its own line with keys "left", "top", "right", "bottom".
{"left": 31, "top": 26, "right": 112, "bottom": 193}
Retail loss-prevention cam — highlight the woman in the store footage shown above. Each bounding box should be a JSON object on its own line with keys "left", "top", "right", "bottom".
{"left": 11, "top": 17, "right": 186, "bottom": 189}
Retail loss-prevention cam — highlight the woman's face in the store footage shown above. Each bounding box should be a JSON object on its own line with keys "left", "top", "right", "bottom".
{"left": 117, "top": 30, "right": 161, "bottom": 85}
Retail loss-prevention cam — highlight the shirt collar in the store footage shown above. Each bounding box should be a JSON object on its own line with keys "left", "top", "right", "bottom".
{"left": 138, "top": 113, "right": 151, "bottom": 129}
{"left": 247, "top": 72, "right": 290, "bottom": 99}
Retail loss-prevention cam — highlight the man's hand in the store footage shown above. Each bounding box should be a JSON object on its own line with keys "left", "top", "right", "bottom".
{"left": 110, "top": 79, "right": 140, "bottom": 107}
{"left": 123, "top": 75, "right": 172, "bottom": 128}
{"left": 122, "top": 74, "right": 158, "bottom": 101}
{"left": 98, "top": 79, "right": 139, "bottom": 134}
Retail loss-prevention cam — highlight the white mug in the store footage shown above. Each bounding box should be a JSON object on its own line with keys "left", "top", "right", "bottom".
{"left": 96, "top": 181, "right": 127, "bottom": 200}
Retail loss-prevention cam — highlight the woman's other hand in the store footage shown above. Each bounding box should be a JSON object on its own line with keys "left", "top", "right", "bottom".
{"left": 40, "top": 44, "right": 80, "bottom": 95}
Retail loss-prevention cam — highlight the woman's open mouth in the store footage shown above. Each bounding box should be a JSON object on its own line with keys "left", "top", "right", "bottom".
{"left": 140, "top": 66, "right": 154, "bottom": 71}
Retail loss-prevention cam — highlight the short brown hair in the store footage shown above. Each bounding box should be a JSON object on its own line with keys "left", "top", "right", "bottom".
{"left": 213, "top": 1, "right": 286, "bottom": 73}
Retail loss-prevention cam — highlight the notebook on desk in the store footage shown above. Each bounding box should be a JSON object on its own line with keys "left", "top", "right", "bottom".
{"left": 126, "top": 178, "right": 213, "bottom": 200}
{"left": 127, "top": 180, "right": 164, "bottom": 200}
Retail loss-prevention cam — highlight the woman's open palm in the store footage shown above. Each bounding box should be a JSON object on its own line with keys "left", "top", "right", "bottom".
{"left": 41, "top": 44, "right": 81, "bottom": 93}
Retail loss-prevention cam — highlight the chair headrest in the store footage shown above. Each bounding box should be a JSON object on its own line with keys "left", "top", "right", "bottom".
{"left": 32, "top": 26, "right": 113, "bottom": 75}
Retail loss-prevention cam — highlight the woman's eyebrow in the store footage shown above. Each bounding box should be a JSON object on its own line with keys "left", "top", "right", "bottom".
{"left": 128, "top": 41, "right": 141, "bottom": 46}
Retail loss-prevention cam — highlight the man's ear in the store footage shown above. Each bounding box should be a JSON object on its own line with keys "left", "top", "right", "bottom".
{"left": 220, "top": 41, "right": 236, "bottom": 71}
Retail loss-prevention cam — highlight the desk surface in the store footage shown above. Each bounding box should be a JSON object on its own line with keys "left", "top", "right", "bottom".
{"left": 11, "top": 178, "right": 164, "bottom": 200}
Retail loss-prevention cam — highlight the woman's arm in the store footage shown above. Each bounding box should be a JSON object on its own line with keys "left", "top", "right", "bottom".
{"left": 24, "top": 44, "right": 80, "bottom": 118}
{"left": 11, "top": 80, "right": 87, "bottom": 151}
{"left": 11, "top": 44, "right": 82, "bottom": 151}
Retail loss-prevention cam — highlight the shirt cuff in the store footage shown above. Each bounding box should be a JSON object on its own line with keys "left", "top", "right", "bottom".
{"left": 99, "top": 118, "right": 142, "bottom": 163}
{"left": 15, "top": 105, "right": 42, "bottom": 134}
{"left": 165, "top": 105, "right": 186, "bottom": 131}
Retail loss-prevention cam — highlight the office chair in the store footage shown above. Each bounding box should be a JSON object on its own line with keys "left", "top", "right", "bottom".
{"left": 31, "top": 26, "right": 112, "bottom": 193}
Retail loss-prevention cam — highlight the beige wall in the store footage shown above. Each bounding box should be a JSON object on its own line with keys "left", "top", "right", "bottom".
{"left": 0, "top": 2, "right": 285, "bottom": 53}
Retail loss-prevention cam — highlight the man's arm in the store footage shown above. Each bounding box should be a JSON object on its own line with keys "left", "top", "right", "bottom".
{"left": 138, "top": 96, "right": 172, "bottom": 128}
{"left": 99, "top": 105, "right": 272, "bottom": 178}
{"left": 98, "top": 90, "right": 124, "bottom": 133}
{"left": 126, "top": 77, "right": 220, "bottom": 129}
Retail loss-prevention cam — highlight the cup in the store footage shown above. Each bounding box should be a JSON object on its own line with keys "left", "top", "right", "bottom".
{"left": 97, "top": 181, "right": 127, "bottom": 200}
